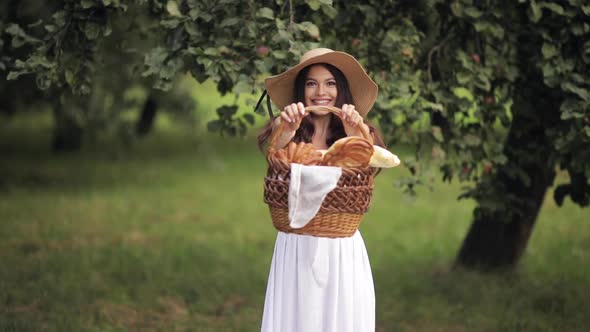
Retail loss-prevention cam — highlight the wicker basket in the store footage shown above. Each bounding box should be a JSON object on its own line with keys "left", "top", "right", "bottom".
{"left": 263, "top": 154, "right": 376, "bottom": 238}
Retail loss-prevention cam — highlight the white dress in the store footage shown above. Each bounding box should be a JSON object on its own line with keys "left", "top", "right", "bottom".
{"left": 261, "top": 230, "right": 375, "bottom": 332}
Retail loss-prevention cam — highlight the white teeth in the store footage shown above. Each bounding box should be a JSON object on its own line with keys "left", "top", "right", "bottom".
{"left": 313, "top": 100, "right": 331, "bottom": 105}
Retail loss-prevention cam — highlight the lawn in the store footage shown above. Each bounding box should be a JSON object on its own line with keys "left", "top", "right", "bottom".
{"left": 1, "top": 113, "right": 589, "bottom": 331}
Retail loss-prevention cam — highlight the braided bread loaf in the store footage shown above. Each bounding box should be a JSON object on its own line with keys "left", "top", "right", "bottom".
{"left": 271, "top": 141, "right": 323, "bottom": 165}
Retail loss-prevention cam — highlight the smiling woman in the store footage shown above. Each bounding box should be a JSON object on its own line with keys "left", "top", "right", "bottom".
{"left": 257, "top": 48, "right": 385, "bottom": 332}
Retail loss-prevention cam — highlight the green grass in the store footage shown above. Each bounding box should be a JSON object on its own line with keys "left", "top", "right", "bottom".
{"left": 1, "top": 114, "right": 589, "bottom": 332}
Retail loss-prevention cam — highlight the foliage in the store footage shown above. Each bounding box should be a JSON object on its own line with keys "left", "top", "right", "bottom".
{"left": 2, "top": 1, "right": 589, "bottom": 210}
{"left": 1, "top": 1, "right": 195, "bottom": 147}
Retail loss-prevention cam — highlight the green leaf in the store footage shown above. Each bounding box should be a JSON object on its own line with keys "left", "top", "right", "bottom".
{"left": 464, "top": 134, "right": 481, "bottom": 146}
{"left": 103, "top": 20, "right": 112, "bottom": 36}
{"left": 307, "top": 0, "right": 320, "bottom": 10}
{"left": 207, "top": 119, "right": 222, "bottom": 132}
{"left": 35, "top": 73, "right": 53, "bottom": 90}
{"left": 475, "top": 73, "right": 491, "bottom": 91}
{"left": 52, "top": 11, "right": 66, "bottom": 27}
{"left": 529, "top": 1, "right": 542, "bottom": 22}
{"left": 27, "top": 20, "right": 43, "bottom": 28}
{"left": 539, "top": 2, "right": 564, "bottom": 15}
{"left": 243, "top": 113, "right": 255, "bottom": 125}
{"left": 321, "top": 4, "right": 338, "bottom": 18}
{"left": 272, "top": 50, "right": 288, "bottom": 59}
{"left": 220, "top": 17, "right": 240, "bottom": 28}
{"left": 142, "top": 47, "right": 168, "bottom": 76}
{"left": 161, "top": 18, "right": 181, "bottom": 29}
{"left": 84, "top": 22, "right": 100, "bottom": 40}
{"left": 431, "top": 126, "right": 444, "bottom": 142}
{"left": 203, "top": 47, "right": 219, "bottom": 56}
{"left": 456, "top": 72, "right": 471, "bottom": 85}
{"left": 541, "top": 62, "right": 558, "bottom": 87}
{"left": 571, "top": 23, "right": 585, "bottom": 36}
{"left": 257, "top": 7, "right": 274, "bottom": 20}
{"left": 233, "top": 79, "right": 251, "bottom": 94}
{"left": 166, "top": 1, "right": 182, "bottom": 17}
{"left": 473, "top": 21, "right": 504, "bottom": 39}
{"left": 541, "top": 42, "right": 558, "bottom": 59}
{"left": 424, "top": 101, "right": 444, "bottom": 112}
{"left": 81, "top": 0, "right": 95, "bottom": 9}
{"left": 188, "top": 8, "right": 199, "bottom": 19}
{"left": 7, "top": 70, "right": 27, "bottom": 80}
{"left": 561, "top": 82, "right": 589, "bottom": 101}
{"left": 453, "top": 87, "right": 474, "bottom": 101}
{"left": 5, "top": 24, "right": 39, "bottom": 47}
{"left": 464, "top": 7, "right": 483, "bottom": 18}
{"left": 450, "top": 1, "right": 462, "bottom": 16}
{"left": 432, "top": 144, "right": 446, "bottom": 160}
{"left": 216, "top": 105, "right": 238, "bottom": 118}
{"left": 489, "top": 24, "right": 505, "bottom": 39}
{"left": 297, "top": 22, "right": 320, "bottom": 40}
{"left": 65, "top": 69, "right": 75, "bottom": 85}
{"left": 493, "top": 154, "right": 508, "bottom": 165}
{"left": 559, "top": 99, "right": 585, "bottom": 119}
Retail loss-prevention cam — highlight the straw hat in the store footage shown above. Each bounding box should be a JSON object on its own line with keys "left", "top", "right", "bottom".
{"left": 264, "top": 48, "right": 378, "bottom": 116}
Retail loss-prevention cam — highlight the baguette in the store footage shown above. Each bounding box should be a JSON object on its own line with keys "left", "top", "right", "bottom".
{"left": 369, "top": 145, "right": 401, "bottom": 168}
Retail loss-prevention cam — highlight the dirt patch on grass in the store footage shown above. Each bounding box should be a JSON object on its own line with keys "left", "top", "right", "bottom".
{"left": 92, "top": 296, "right": 190, "bottom": 331}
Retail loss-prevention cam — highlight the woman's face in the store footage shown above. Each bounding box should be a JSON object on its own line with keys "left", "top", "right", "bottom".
{"left": 304, "top": 65, "right": 338, "bottom": 116}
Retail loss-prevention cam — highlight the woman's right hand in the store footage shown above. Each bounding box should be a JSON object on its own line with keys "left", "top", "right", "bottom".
{"left": 279, "top": 102, "right": 308, "bottom": 132}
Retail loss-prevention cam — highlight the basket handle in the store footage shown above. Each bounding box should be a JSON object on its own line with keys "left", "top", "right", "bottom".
{"left": 268, "top": 105, "right": 373, "bottom": 152}
{"left": 306, "top": 106, "right": 372, "bottom": 141}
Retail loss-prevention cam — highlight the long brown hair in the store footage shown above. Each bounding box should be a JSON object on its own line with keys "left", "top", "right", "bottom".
{"left": 257, "top": 63, "right": 385, "bottom": 150}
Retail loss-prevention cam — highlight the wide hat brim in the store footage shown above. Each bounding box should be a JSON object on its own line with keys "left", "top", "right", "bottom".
{"left": 264, "top": 49, "right": 378, "bottom": 117}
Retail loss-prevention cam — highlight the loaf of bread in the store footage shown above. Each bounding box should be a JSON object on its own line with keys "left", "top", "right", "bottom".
{"left": 270, "top": 137, "right": 400, "bottom": 169}
{"left": 292, "top": 142, "right": 323, "bottom": 165}
{"left": 322, "top": 137, "right": 374, "bottom": 168}
{"left": 369, "top": 145, "right": 401, "bottom": 168}
{"left": 271, "top": 141, "right": 323, "bottom": 165}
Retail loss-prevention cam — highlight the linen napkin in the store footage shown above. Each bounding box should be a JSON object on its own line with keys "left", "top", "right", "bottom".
{"left": 288, "top": 163, "right": 342, "bottom": 229}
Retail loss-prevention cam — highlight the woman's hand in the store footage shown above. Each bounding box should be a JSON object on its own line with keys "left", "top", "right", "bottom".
{"left": 279, "top": 102, "right": 308, "bottom": 132}
{"left": 268, "top": 102, "right": 307, "bottom": 150}
{"left": 341, "top": 104, "right": 369, "bottom": 138}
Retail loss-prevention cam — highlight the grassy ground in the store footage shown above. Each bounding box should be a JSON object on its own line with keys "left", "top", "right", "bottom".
{"left": 0, "top": 114, "right": 589, "bottom": 332}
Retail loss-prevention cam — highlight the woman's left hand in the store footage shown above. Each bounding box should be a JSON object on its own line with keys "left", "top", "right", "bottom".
{"left": 341, "top": 104, "right": 368, "bottom": 137}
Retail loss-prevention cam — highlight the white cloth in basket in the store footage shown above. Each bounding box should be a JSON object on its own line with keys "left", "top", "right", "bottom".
{"left": 288, "top": 163, "right": 342, "bottom": 229}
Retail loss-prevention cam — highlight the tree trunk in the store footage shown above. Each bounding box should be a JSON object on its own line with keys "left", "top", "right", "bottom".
{"left": 455, "top": 37, "right": 561, "bottom": 270}
{"left": 455, "top": 152, "right": 556, "bottom": 270}
{"left": 136, "top": 95, "right": 158, "bottom": 137}
{"left": 52, "top": 103, "right": 83, "bottom": 152}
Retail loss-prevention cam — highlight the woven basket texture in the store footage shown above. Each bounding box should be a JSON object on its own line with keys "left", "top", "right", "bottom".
{"left": 264, "top": 155, "right": 375, "bottom": 238}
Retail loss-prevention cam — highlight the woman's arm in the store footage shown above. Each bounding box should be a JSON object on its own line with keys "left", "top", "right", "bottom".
{"left": 268, "top": 117, "right": 296, "bottom": 150}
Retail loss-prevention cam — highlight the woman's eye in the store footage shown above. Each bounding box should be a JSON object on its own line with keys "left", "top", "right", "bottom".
{"left": 327, "top": 81, "right": 336, "bottom": 87}
{"left": 305, "top": 81, "right": 317, "bottom": 87}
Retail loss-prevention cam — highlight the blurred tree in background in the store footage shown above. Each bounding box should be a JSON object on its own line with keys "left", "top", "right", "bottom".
{"left": 2, "top": 0, "right": 589, "bottom": 270}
